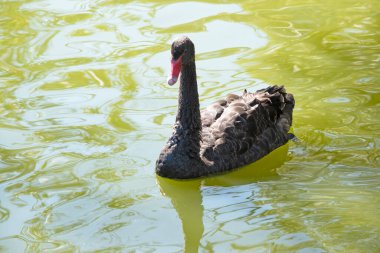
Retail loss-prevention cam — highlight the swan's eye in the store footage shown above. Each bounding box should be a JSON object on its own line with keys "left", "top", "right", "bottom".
{"left": 173, "top": 49, "right": 182, "bottom": 60}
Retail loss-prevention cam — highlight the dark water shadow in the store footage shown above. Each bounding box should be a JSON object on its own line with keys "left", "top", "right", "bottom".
{"left": 156, "top": 144, "right": 289, "bottom": 253}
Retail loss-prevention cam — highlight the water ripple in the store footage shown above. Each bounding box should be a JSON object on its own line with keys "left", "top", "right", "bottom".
{"left": 1, "top": 0, "right": 380, "bottom": 252}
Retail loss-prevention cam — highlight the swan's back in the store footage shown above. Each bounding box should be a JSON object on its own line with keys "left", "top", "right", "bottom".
{"left": 200, "top": 85, "right": 294, "bottom": 170}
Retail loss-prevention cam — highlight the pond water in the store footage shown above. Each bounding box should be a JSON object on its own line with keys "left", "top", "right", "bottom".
{"left": 1, "top": 0, "right": 379, "bottom": 252}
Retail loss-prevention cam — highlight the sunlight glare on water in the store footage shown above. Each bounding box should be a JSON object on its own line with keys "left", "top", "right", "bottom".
{"left": 0, "top": 0, "right": 379, "bottom": 252}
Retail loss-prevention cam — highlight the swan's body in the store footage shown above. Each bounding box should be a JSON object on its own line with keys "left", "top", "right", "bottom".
{"left": 156, "top": 37, "right": 295, "bottom": 179}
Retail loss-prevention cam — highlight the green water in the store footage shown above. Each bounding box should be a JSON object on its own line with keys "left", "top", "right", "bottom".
{"left": 1, "top": 0, "right": 379, "bottom": 252}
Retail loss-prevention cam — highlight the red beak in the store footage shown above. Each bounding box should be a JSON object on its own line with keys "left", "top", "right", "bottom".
{"left": 167, "top": 56, "right": 182, "bottom": 85}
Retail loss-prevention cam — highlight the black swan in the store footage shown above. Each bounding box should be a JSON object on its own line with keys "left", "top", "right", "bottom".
{"left": 156, "top": 36, "right": 295, "bottom": 179}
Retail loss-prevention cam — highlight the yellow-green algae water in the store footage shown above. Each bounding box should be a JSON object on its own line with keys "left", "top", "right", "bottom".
{"left": 1, "top": 0, "right": 380, "bottom": 252}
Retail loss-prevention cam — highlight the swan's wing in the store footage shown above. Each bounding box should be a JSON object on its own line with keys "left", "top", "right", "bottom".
{"left": 202, "top": 85, "right": 294, "bottom": 159}
{"left": 200, "top": 99, "right": 226, "bottom": 127}
{"left": 200, "top": 93, "right": 243, "bottom": 127}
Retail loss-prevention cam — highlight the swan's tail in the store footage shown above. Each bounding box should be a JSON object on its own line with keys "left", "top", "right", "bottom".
{"left": 254, "top": 85, "right": 295, "bottom": 133}
{"left": 287, "top": 133, "right": 299, "bottom": 142}
{"left": 241, "top": 85, "right": 295, "bottom": 133}
{"left": 262, "top": 85, "right": 295, "bottom": 133}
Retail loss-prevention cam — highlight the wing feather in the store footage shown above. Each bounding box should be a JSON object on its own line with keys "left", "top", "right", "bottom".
{"left": 200, "top": 85, "right": 292, "bottom": 161}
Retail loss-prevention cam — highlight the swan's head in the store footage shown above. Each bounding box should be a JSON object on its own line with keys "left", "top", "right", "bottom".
{"left": 167, "top": 36, "right": 195, "bottom": 86}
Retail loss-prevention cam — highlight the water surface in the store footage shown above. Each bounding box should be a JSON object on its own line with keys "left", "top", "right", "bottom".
{"left": 1, "top": 0, "right": 379, "bottom": 252}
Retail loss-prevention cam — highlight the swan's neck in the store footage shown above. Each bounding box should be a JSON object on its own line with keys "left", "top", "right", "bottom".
{"left": 174, "top": 60, "right": 202, "bottom": 155}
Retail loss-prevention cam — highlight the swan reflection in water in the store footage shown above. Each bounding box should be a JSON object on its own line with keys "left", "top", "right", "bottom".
{"left": 157, "top": 143, "right": 289, "bottom": 253}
